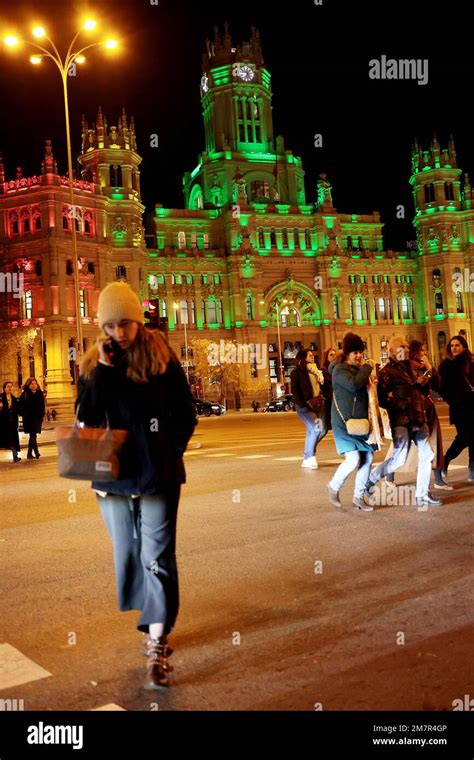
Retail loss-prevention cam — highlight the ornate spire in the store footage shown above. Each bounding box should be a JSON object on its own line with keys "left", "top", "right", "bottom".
{"left": 43, "top": 139, "right": 55, "bottom": 173}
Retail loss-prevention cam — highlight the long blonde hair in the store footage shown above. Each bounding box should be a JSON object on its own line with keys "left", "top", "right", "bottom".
{"left": 80, "top": 325, "right": 172, "bottom": 383}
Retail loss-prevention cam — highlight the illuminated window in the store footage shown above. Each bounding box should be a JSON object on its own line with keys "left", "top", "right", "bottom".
{"left": 160, "top": 300, "right": 167, "bottom": 318}
{"left": 246, "top": 296, "right": 254, "bottom": 320}
{"left": 191, "top": 300, "right": 195, "bottom": 323}
{"left": 217, "top": 300, "right": 223, "bottom": 323}
{"left": 203, "top": 233, "right": 209, "bottom": 249}
{"left": 270, "top": 229, "right": 276, "bottom": 247}
{"left": 207, "top": 300, "right": 217, "bottom": 323}
{"left": 186, "top": 274, "right": 193, "bottom": 284}
{"left": 294, "top": 229, "right": 300, "bottom": 247}
{"left": 435, "top": 292, "right": 444, "bottom": 314}
{"left": 24, "top": 290, "right": 33, "bottom": 319}
{"left": 250, "top": 181, "right": 271, "bottom": 202}
{"left": 179, "top": 300, "right": 189, "bottom": 324}
{"left": 258, "top": 230, "right": 265, "bottom": 247}
{"left": 116, "top": 265, "right": 127, "bottom": 280}
{"left": 173, "top": 274, "right": 182, "bottom": 284}
{"left": 178, "top": 231, "right": 186, "bottom": 250}
{"left": 214, "top": 274, "right": 220, "bottom": 284}
{"left": 282, "top": 228, "right": 288, "bottom": 248}
{"left": 305, "top": 229, "right": 311, "bottom": 247}
{"left": 80, "top": 290, "right": 88, "bottom": 317}
{"left": 201, "top": 300, "right": 206, "bottom": 322}
{"left": 378, "top": 298, "right": 386, "bottom": 318}
{"left": 332, "top": 296, "right": 340, "bottom": 319}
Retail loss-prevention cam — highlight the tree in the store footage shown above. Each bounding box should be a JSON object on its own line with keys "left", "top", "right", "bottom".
{"left": 0, "top": 327, "right": 38, "bottom": 381}
{"left": 190, "top": 338, "right": 240, "bottom": 404}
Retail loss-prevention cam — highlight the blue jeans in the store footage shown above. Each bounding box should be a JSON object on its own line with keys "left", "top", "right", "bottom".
{"left": 97, "top": 485, "right": 181, "bottom": 634}
{"left": 295, "top": 404, "right": 328, "bottom": 459}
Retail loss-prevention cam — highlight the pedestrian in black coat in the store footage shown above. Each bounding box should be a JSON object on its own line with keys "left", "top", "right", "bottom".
{"left": 76, "top": 281, "right": 197, "bottom": 691}
{"left": 322, "top": 347, "right": 337, "bottom": 431}
{"left": 0, "top": 381, "right": 21, "bottom": 462}
{"left": 19, "top": 378, "right": 45, "bottom": 459}
{"left": 438, "top": 334, "right": 474, "bottom": 481}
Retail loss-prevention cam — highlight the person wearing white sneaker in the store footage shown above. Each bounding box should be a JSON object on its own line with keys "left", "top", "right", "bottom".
{"left": 290, "top": 349, "right": 328, "bottom": 470}
{"left": 328, "top": 333, "right": 376, "bottom": 510}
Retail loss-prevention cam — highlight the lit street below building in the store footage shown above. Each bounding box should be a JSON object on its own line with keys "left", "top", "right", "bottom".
{"left": 1, "top": 406, "right": 473, "bottom": 711}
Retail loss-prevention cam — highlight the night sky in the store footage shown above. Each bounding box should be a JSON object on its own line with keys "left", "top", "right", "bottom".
{"left": 0, "top": 0, "right": 471, "bottom": 249}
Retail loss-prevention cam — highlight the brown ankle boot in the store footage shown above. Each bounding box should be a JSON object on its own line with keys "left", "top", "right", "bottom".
{"left": 143, "top": 638, "right": 173, "bottom": 689}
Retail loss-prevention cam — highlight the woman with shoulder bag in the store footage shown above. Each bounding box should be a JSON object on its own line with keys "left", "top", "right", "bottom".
{"left": 327, "top": 333, "right": 375, "bottom": 511}
{"left": 290, "top": 348, "right": 327, "bottom": 470}
{"left": 19, "top": 377, "right": 45, "bottom": 459}
{"left": 76, "top": 282, "right": 197, "bottom": 690}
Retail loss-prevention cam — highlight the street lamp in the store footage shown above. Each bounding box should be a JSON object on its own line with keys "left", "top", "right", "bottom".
{"left": 3, "top": 20, "right": 119, "bottom": 381}
{"left": 173, "top": 301, "right": 189, "bottom": 381}
{"left": 261, "top": 298, "right": 286, "bottom": 397}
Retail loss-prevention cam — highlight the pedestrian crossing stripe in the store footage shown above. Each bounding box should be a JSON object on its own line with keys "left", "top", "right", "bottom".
{"left": 204, "top": 453, "right": 233, "bottom": 458}
{"left": 239, "top": 455, "right": 272, "bottom": 459}
{"left": 275, "top": 457, "right": 302, "bottom": 461}
{"left": 0, "top": 643, "right": 51, "bottom": 691}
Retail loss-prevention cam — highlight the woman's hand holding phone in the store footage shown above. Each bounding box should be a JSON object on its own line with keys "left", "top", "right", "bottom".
{"left": 97, "top": 337, "right": 115, "bottom": 365}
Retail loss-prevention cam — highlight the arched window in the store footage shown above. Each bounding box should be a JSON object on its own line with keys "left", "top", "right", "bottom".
{"left": 62, "top": 213, "right": 69, "bottom": 230}
{"left": 34, "top": 214, "right": 41, "bottom": 230}
{"left": 332, "top": 296, "right": 340, "bottom": 319}
{"left": 424, "top": 183, "right": 435, "bottom": 203}
{"left": 280, "top": 306, "right": 301, "bottom": 327}
{"left": 109, "top": 165, "right": 122, "bottom": 186}
{"left": 23, "top": 216, "right": 30, "bottom": 234}
{"left": 456, "top": 290, "right": 464, "bottom": 313}
{"left": 84, "top": 218, "right": 91, "bottom": 234}
{"left": 378, "top": 298, "right": 386, "bottom": 319}
{"left": 444, "top": 182, "right": 454, "bottom": 201}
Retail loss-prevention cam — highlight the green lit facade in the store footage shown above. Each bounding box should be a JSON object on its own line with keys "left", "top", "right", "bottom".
{"left": 148, "top": 26, "right": 474, "bottom": 400}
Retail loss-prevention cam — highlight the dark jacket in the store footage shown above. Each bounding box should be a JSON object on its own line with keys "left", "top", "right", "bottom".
{"left": 377, "top": 357, "right": 430, "bottom": 429}
{"left": 76, "top": 351, "right": 197, "bottom": 496}
{"left": 438, "top": 354, "right": 474, "bottom": 425}
{"left": 322, "top": 366, "right": 333, "bottom": 430}
{"left": 290, "top": 365, "right": 323, "bottom": 409}
{"left": 19, "top": 388, "right": 45, "bottom": 434}
{"left": 330, "top": 360, "right": 373, "bottom": 454}
{"left": 0, "top": 392, "right": 21, "bottom": 451}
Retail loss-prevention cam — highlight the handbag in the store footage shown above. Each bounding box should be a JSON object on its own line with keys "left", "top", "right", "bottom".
{"left": 307, "top": 394, "right": 325, "bottom": 414}
{"left": 55, "top": 407, "right": 129, "bottom": 481}
{"left": 333, "top": 391, "right": 370, "bottom": 436}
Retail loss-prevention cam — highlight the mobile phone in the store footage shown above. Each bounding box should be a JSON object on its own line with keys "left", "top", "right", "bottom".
{"left": 103, "top": 338, "right": 120, "bottom": 364}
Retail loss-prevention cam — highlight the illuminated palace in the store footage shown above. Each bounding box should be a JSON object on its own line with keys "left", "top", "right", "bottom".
{"left": 1, "top": 25, "right": 473, "bottom": 406}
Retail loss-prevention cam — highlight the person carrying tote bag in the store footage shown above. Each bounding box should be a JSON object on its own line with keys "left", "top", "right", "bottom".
{"left": 76, "top": 282, "right": 197, "bottom": 691}
{"left": 326, "top": 333, "right": 375, "bottom": 511}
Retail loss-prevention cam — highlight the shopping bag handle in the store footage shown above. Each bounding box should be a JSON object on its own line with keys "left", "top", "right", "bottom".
{"left": 72, "top": 403, "right": 113, "bottom": 439}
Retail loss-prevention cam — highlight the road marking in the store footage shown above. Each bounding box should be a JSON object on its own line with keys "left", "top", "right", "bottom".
{"left": 275, "top": 457, "right": 302, "bottom": 461}
{"left": 0, "top": 643, "right": 51, "bottom": 690}
{"left": 238, "top": 455, "right": 272, "bottom": 459}
{"left": 205, "top": 453, "right": 233, "bottom": 458}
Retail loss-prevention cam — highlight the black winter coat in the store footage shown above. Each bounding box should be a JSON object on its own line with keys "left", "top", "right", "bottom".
{"left": 377, "top": 357, "right": 431, "bottom": 429}
{"left": 0, "top": 393, "right": 21, "bottom": 451}
{"left": 290, "top": 365, "right": 324, "bottom": 409}
{"left": 76, "top": 352, "right": 197, "bottom": 496}
{"left": 19, "top": 388, "right": 45, "bottom": 434}
{"left": 438, "top": 354, "right": 474, "bottom": 425}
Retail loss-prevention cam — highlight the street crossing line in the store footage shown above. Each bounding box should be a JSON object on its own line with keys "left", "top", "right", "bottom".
{"left": 0, "top": 643, "right": 51, "bottom": 690}
{"left": 275, "top": 457, "right": 302, "bottom": 462}
{"left": 204, "top": 453, "right": 234, "bottom": 458}
{"left": 238, "top": 455, "right": 272, "bottom": 459}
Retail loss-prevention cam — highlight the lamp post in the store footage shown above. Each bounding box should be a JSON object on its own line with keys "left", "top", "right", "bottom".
{"left": 3, "top": 22, "right": 119, "bottom": 381}
{"left": 174, "top": 302, "right": 189, "bottom": 381}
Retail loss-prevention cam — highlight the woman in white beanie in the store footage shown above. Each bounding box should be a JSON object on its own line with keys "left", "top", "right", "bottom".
{"left": 76, "top": 282, "right": 197, "bottom": 690}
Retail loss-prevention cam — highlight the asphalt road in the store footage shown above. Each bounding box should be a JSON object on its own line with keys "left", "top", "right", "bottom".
{"left": 0, "top": 406, "right": 473, "bottom": 711}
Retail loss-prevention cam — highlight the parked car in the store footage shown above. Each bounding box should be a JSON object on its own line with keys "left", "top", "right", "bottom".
{"left": 264, "top": 394, "right": 295, "bottom": 412}
{"left": 193, "top": 398, "right": 226, "bottom": 417}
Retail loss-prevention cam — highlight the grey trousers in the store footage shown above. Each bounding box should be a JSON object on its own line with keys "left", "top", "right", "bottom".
{"left": 370, "top": 424, "right": 434, "bottom": 499}
{"left": 97, "top": 485, "right": 181, "bottom": 634}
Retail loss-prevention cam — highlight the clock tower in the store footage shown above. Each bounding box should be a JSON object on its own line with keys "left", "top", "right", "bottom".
{"left": 184, "top": 23, "right": 306, "bottom": 210}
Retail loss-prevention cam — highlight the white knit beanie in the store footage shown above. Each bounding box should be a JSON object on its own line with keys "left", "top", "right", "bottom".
{"left": 97, "top": 282, "right": 145, "bottom": 329}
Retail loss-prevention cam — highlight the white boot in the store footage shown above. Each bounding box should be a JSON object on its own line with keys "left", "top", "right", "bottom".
{"left": 301, "top": 456, "right": 318, "bottom": 469}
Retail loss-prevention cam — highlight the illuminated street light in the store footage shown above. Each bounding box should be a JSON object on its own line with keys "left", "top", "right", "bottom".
{"left": 2, "top": 22, "right": 121, "bottom": 382}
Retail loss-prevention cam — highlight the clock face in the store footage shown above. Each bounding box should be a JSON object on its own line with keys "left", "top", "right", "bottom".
{"left": 200, "top": 74, "right": 209, "bottom": 94}
{"left": 237, "top": 65, "right": 255, "bottom": 82}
